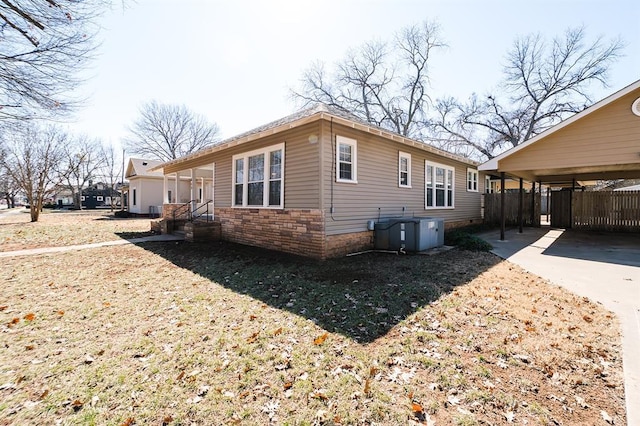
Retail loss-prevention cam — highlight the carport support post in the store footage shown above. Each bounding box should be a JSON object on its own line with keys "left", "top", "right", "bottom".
{"left": 518, "top": 178, "right": 524, "bottom": 233}
{"left": 546, "top": 185, "right": 550, "bottom": 223}
{"left": 531, "top": 181, "right": 537, "bottom": 226}
{"left": 500, "top": 172, "right": 505, "bottom": 240}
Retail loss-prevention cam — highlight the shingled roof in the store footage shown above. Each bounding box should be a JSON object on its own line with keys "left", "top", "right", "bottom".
{"left": 153, "top": 103, "right": 478, "bottom": 171}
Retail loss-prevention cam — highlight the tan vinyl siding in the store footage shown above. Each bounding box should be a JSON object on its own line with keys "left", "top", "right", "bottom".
{"left": 319, "top": 121, "right": 482, "bottom": 235}
{"left": 164, "top": 122, "right": 322, "bottom": 209}
{"left": 500, "top": 90, "right": 640, "bottom": 171}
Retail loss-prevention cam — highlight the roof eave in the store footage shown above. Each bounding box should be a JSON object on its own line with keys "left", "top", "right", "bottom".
{"left": 479, "top": 79, "right": 640, "bottom": 172}
{"left": 152, "top": 110, "right": 479, "bottom": 171}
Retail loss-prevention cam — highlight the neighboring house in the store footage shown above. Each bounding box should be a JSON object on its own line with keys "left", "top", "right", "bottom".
{"left": 53, "top": 183, "right": 121, "bottom": 209}
{"left": 81, "top": 182, "right": 120, "bottom": 209}
{"left": 125, "top": 158, "right": 177, "bottom": 216}
{"left": 52, "top": 185, "right": 74, "bottom": 207}
{"left": 614, "top": 183, "right": 640, "bottom": 192}
{"left": 155, "top": 104, "right": 487, "bottom": 259}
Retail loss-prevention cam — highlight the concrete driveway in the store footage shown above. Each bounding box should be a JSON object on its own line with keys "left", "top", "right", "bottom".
{"left": 479, "top": 227, "right": 640, "bottom": 426}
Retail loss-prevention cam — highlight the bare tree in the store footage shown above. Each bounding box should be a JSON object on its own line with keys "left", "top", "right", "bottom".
{"left": 123, "top": 100, "right": 221, "bottom": 162}
{"left": 0, "top": 1, "right": 115, "bottom": 124}
{"left": 432, "top": 27, "right": 624, "bottom": 160}
{"left": 56, "top": 134, "right": 103, "bottom": 209}
{"left": 97, "top": 142, "right": 123, "bottom": 211}
{"left": 0, "top": 124, "right": 65, "bottom": 221}
{"left": 291, "top": 20, "right": 444, "bottom": 139}
{"left": 0, "top": 162, "right": 21, "bottom": 208}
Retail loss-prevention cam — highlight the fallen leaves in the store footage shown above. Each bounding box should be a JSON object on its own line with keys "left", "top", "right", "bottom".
{"left": 313, "top": 332, "right": 329, "bottom": 345}
{"left": 23, "top": 313, "right": 35, "bottom": 321}
{"left": 71, "top": 399, "right": 83, "bottom": 412}
{"left": 246, "top": 331, "right": 259, "bottom": 343}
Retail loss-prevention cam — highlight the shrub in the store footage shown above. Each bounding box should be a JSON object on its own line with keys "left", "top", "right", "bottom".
{"left": 445, "top": 229, "right": 493, "bottom": 252}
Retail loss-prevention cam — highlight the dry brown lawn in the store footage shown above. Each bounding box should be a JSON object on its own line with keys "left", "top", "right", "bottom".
{"left": 0, "top": 209, "right": 152, "bottom": 252}
{"left": 0, "top": 212, "right": 626, "bottom": 425}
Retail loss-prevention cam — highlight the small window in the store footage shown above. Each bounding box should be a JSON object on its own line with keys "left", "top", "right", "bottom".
{"left": 336, "top": 136, "right": 357, "bottom": 183}
{"left": 132, "top": 189, "right": 137, "bottom": 206}
{"left": 167, "top": 190, "right": 172, "bottom": 203}
{"left": 232, "top": 143, "right": 284, "bottom": 208}
{"left": 81, "top": 196, "right": 86, "bottom": 201}
{"left": 467, "top": 168, "right": 478, "bottom": 192}
{"left": 485, "top": 176, "right": 492, "bottom": 193}
{"left": 425, "top": 161, "right": 454, "bottom": 209}
{"left": 96, "top": 196, "right": 104, "bottom": 201}
{"left": 399, "top": 152, "right": 411, "bottom": 188}
{"left": 198, "top": 188, "right": 203, "bottom": 203}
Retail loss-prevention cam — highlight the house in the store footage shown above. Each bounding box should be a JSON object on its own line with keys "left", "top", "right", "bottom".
{"left": 155, "top": 104, "right": 487, "bottom": 259}
{"left": 125, "top": 158, "right": 176, "bottom": 216}
{"left": 52, "top": 183, "right": 121, "bottom": 209}
{"left": 81, "top": 182, "right": 120, "bottom": 209}
{"left": 480, "top": 79, "right": 640, "bottom": 233}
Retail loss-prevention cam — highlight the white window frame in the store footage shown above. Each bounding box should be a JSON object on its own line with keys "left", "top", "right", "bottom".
{"left": 398, "top": 152, "right": 412, "bottom": 188}
{"left": 336, "top": 135, "right": 357, "bottom": 183}
{"left": 467, "top": 168, "right": 478, "bottom": 192}
{"left": 425, "top": 161, "right": 455, "bottom": 209}
{"left": 232, "top": 142, "right": 285, "bottom": 209}
{"left": 485, "top": 175, "right": 492, "bottom": 193}
{"left": 96, "top": 195, "right": 104, "bottom": 202}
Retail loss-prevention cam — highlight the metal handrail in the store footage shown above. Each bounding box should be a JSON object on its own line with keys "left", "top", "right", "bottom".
{"left": 191, "top": 200, "right": 213, "bottom": 222}
{"left": 172, "top": 200, "right": 194, "bottom": 221}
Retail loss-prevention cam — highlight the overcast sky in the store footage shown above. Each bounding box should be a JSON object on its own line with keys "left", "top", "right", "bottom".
{"left": 69, "top": 0, "right": 640, "bottom": 149}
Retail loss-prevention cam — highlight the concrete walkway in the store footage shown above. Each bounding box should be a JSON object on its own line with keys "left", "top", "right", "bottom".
{"left": 0, "top": 234, "right": 184, "bottom": 258}
{"left": 479, "top": 227, "right": 640, "bottom": 426}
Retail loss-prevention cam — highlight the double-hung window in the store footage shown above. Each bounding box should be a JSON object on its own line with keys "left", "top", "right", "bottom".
{"left": 399, "top": 152, "right": 411, "bottom": 188}
{"left": 425, "top": 161, "right": 454, "bottom": 209}
{"left": 467, "top": 168, "right": 478, "bottom": 192}
{"left": 233, "top": 143, "right": 284, "bottom": 208}
{"left": 336, "top": 136, "right": 357, "bottom": 183}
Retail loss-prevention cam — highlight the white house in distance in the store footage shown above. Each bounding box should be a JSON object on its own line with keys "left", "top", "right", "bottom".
{"left": 125, "top": 158, "right": 172, "bottom": 216}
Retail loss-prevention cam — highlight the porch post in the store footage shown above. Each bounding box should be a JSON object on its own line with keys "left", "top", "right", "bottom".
{"left": 500, "top": 172, "right": 505, "bottom": 241}
{"left": 190, "top": 169, "right": 197, "bottom": 212}
{"left": 163, "top": 175, "right": 168, "bottom": 203}
{"left": 174, "top": 171, "right": 180, "bottom": 204}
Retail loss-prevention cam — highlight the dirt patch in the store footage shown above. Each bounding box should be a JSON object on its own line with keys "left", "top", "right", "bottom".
{"left": 0, "top": 239, "right": 625, "bottom": 425}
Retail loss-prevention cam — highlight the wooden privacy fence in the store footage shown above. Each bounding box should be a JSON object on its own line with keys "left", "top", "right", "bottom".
{"left": 573, "top": 191, "right": 640, "bottom": 231}
{"left": 484, "top": 192, "right": 541, "bottom": 227}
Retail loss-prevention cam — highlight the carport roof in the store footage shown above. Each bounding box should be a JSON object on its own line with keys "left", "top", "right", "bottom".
{"left": 480, "top": 79, "right": 640, "bottom": 185}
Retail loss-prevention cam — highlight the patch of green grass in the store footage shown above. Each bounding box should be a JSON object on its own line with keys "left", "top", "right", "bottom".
{"left": 445, "top": 228, "right": 493, "bottom": 251}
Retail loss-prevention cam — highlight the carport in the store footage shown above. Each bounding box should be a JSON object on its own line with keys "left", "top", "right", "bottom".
{"left": 479, "top": 79, "right": 640, "bottom": 425}
{"left": 480, "top": 79, "right": 640, "bottom": 239}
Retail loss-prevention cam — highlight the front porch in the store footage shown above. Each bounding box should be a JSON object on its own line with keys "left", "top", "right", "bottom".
{"left": 158, "top": 163, "right": 220, "bottom": 242}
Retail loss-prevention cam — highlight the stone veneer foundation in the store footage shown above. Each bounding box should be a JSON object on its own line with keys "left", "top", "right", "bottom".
{"left": 215, "top": 208, "right": 328, "bottom": 259}
{"left": 161, "top": 205, "right": 474, "bottom": 259}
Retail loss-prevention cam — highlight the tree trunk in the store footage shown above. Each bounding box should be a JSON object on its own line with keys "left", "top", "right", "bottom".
{"left": 30, "top": 203, "right": 40, "bottom": 222}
